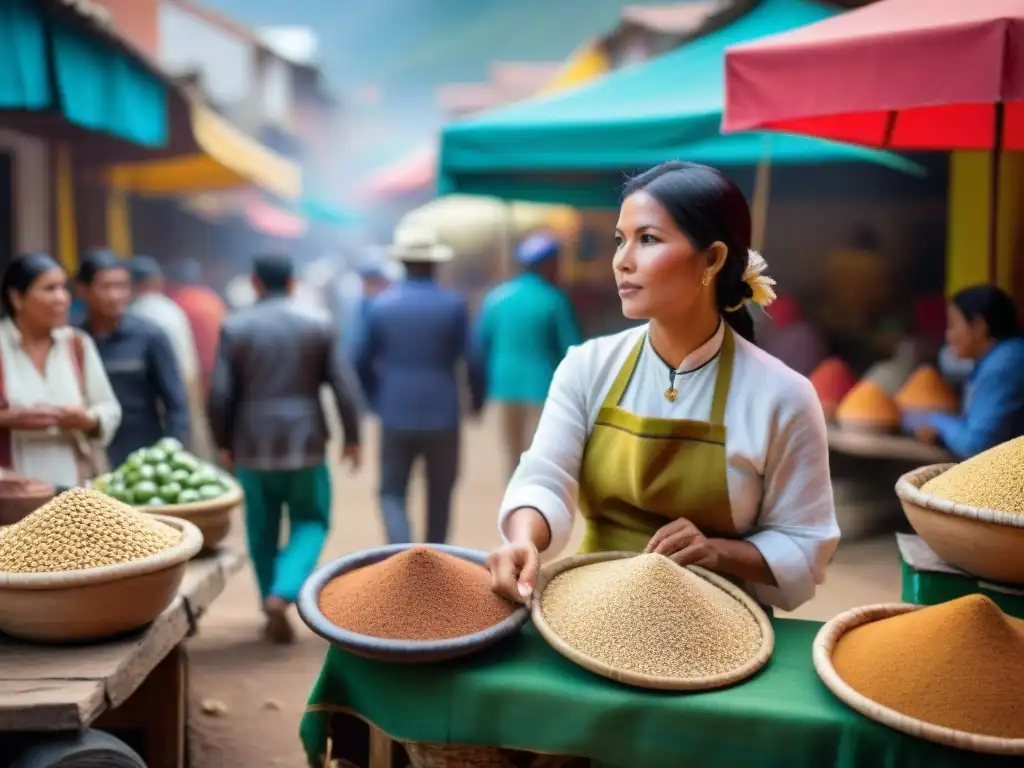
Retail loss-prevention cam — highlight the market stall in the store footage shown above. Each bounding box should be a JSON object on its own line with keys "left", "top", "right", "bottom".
{"left": 722, "top": 0, "right": 1024, "bottom": 296}
{"left": 298, "top": 545, "right": 1023, "bottom": 768}
{"left": 0, "top": 548, "right": 243, "bottom": 768}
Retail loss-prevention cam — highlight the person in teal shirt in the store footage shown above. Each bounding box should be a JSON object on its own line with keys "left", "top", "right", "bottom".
{"left": 473, "top": 232, "right": 581, "bottom": 476}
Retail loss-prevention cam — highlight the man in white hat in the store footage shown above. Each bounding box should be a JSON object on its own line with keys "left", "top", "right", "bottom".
{"left": 354, "top": 228, "right": 483, "bottom": 545}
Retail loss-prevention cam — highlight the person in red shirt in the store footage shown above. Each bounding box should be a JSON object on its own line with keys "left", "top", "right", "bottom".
{"left": 165, "top": 260, "right": 226, "bottom": 396}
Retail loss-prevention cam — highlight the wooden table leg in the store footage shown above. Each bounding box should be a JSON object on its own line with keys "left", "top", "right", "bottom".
{"left": 96, "top": 645, "right": 187, "bottom": 768}
{"left": 369, "top": 726, "right": 393, "bottom": 768}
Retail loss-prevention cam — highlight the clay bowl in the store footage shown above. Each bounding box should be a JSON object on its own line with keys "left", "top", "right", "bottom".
{"left": 0, "top": 480, "right": 56, "bottom": 527}
{"left": 137, "top": 479, "right": 242, "bottom": 552}
{"left": 0, "top": 515, "right": 202, "bottom": 642}
{"left": 95, "top": 474, "right": 241, "bottom": 553}
{"left": 297, "top": 543, "right": 530, "bottom": 663}
{"left": 814, "top": 602, "right": 1024, "bottom": 755}
{"left": 896, "top": 464, "right": 1024, "bottom": 584}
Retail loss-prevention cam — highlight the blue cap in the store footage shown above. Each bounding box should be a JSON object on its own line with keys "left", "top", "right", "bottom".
{"left": 516, "top": 233, "right": 560, "bottom": 267}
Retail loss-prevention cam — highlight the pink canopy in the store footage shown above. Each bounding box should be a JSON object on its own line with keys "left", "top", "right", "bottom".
{"left": 723, "top": 0, "right": 1024, "bottom": 150}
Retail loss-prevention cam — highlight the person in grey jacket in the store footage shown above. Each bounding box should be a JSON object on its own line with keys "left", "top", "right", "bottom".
{"left": 208, "top": 254, "right": 362, "bottom": 644}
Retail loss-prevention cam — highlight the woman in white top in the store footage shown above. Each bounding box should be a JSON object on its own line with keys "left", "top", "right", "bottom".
{"left": 486, "top": 162, "right": 839, "bottom": 612}
{"left": 0, "top": 253, "right": 121, "bottom": 488}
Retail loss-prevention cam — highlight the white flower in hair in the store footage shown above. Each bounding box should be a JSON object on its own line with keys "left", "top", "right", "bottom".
{"left": 743, "top": 249, "right": 777, "bottom": 308}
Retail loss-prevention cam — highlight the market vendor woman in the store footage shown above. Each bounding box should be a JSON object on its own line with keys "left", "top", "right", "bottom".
{"left": 913, "top": 285, "right": 1024, "bottom": 458}
{"left": 487, "top": 161, "right": 839, "bottom": 612}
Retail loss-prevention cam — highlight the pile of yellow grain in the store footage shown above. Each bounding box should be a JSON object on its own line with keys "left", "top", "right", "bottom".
{"left": 0, "top": 488, "right": 181, "bottom": 573}
{"left": 540, "top": 554, "right": 762, "bottom": 678}
{"left": 922, "top": 437, "right": 1024, "bottom": 514}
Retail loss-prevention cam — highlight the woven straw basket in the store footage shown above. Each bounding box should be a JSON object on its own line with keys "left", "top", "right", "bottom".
{"left": 0, "top": 515, "right": 202, "bottom": 642}
{"left": 814, "top": 602, "right": 1024, "bottom": 756}
{"left": 403, "top": 743, "right": 578, "bottom": 768}
{"left": 532, "top": 551, "right": 775, "bottom": 691}
{"left": 896, "top": 464, "right": 1024, "bottom": 584}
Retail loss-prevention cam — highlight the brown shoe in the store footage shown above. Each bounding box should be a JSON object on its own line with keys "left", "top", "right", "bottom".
{"left": 263, "top": 596, "right": 295, "bottom": 645}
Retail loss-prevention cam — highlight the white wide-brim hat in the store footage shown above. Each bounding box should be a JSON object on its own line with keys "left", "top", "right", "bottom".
{"left": 387, "top": 227, "right": 454, "bottom": 263}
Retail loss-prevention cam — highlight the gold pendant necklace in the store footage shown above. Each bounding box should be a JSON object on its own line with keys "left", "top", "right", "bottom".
{"left": 664, "top": 369, "right": 678, "bottom": 402}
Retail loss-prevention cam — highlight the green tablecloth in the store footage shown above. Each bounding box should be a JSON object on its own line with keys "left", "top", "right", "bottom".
{"left": 900, "top": 559, "right": 1024, "bottom": 619}
{"left": 300, "top": 618, "right": 1012, "bottom": 768}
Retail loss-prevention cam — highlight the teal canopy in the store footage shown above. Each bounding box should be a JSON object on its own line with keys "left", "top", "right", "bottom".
{"left": 0, "top": 0, "right": 167, "bottom": 147}
{"left": 438, "top": 0, "right": 922, "bottom": 208}
{"left": 300, "top": 197, "right": 363, "bottom": 227}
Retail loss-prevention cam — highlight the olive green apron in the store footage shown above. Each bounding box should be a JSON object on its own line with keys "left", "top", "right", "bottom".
{"left": 578, "top": 328, "right": 736, "bottom": 554}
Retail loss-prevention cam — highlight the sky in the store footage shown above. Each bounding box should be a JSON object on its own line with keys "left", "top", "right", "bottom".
{"left": 203, "top": 0, "right": 636, "bottom": 175}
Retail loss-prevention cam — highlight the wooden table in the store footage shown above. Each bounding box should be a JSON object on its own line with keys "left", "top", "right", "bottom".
{"left": 0, "top": 548, "right": 243, "bottom": 768}
{"left": 827, "top": 426, "right": 954, "bottom": 464}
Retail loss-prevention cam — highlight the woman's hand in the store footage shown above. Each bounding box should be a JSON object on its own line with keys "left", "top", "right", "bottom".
{"left": 486, "top": 541, "right": 540, "bottom": 605}
{"left": 54, "top": 406, "right": 98, "bottom": 433}
{"left": 0, "top": 406, "right": 60, "bottom": 431}
{"left": 645, "top": 517, "right": 720, "bottom": 569}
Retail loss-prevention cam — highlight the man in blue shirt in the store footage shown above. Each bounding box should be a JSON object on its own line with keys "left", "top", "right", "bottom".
{"left": 472, "top": 232, "right": 581, "bottom": 476}
{"left": 916, "top": 285, "right": 1024, "bottom": 458}
{"left": 356, "top": 229, "right": 483, "bottom": 544}
{"left": 77, "top": 250, "right": 190, "bottom": 468}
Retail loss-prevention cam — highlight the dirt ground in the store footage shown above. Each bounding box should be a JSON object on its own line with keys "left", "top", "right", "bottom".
{"left": 185, "top": 409, "right": 902, "bottom": 768}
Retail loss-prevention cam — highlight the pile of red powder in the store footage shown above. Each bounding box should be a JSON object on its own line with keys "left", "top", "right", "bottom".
{"left": 318, "top": 546, "right": 516, "bottom": 641}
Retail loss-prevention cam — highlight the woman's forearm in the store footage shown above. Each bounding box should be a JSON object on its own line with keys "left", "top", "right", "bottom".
{"left": 506, "top": 507, "right": 552, "bottom": 553}
{"left": 709, "top": 538, "right": 777, "bottom": 586}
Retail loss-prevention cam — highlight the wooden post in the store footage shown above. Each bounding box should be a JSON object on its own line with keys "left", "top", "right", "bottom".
{"left": 750, "top": 148, "right": 772, "bottom": 252}
{"left": 368, "top": 726, "right": 393, "bottom": 768}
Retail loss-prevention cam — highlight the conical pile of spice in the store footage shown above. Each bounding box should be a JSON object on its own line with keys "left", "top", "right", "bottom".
{"left": 809, "top": 357, "right": 856, "bottom": 418}
{"left": 0, "top": 488, "right": 181, "bottom": 573}
{"left": 921, "top": 436, "right": 1024, "bottom": 514}
{"left": 540, "top": 554, "right": 762, "bottom": 678}
{"left": 318, "top": 546, "right": 516, "bottom": 641}
{"left": 832, "top": 595, "right": 1024, "bottom": 738}
{"left": 895, "top": 365, "right": 958, "bottom": 414}
{"left": 835, "top": 380, "right": 901, "bottom": 431}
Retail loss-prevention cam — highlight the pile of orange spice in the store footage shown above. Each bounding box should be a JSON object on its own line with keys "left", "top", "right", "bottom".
{"left": 318, "top": 546, "right": 515, "bottom": 641}
{"left": 835, "top": 380, "right": 901, "bottom": 430}
{"left": 832, "top": 595, "right": 1024, "bottom": 738}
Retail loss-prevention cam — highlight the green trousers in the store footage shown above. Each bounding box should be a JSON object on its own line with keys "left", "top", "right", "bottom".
{"left": 236, "top": 464, "right": 331, "bottom": 604}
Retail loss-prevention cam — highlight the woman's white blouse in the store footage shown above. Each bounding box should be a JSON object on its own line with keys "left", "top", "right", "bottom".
{"left": 498, "top": 322, "right": 840, "bottom": 612}
{"left": 0, "top": 319, "right": 121, "bottom": 487}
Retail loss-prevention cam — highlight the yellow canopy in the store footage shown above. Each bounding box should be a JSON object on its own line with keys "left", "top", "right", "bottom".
{"left": 107, "top": 102, "right": 302, "bottom": 200}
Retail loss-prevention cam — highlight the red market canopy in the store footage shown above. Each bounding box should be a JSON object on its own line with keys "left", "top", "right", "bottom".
{"left": 722, "top": 0, "right": 1024, "bottom": 150}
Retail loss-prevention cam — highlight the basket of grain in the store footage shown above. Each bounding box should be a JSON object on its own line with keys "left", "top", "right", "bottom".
{"left": 532, "top": 551, "right": 774, "bottom": 691}
{"left": 895, "top": 437, "right": 1024, "bottom": 584}
{"left": 297, "top": 544, "right": 530, "bottom": 663}
{"left": 813, "top": 596, "right": 1024, "bottom": 755}
{"left": 0, "top": 488, "right": 202, "bottom": 642}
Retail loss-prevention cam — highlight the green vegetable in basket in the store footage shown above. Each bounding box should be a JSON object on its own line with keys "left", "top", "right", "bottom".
{"left": 153, "top": 462, "right": 174, "bottom": 484}
{"left": 146, "top": 496, "right": 167, "bottom": 506}
{"left": 198, "top": 483, "right": 226, "bottom": 501}
{"left": 145, "top": 447, "right": 169, "bottom": 465}
{"left": 170, "top": 468, "right": 191, "bottom": 484}
{"left": 177, "top": 489, "right": 201, "bottom": 504}
{"left": 172, "top": 456, "right": 199, "bottom": 475}
{"left": 156, "top": 437, "right": 184, "bottom": 455}
{"left": 157, "top": 481, "right": 183, "bottom": 504}
{"left": 132, "top": 480, "right": 159, "bottom": 505}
